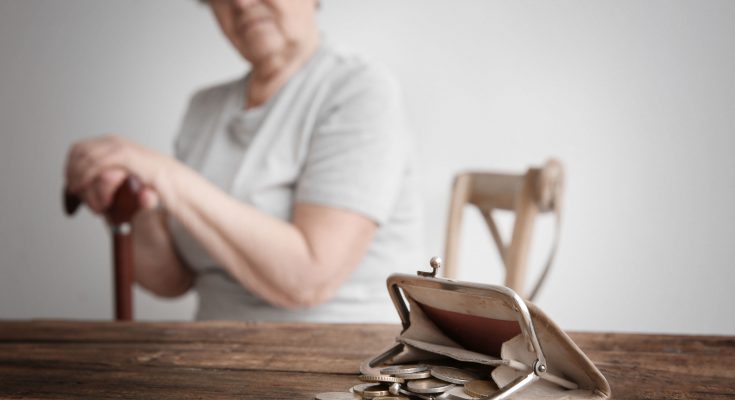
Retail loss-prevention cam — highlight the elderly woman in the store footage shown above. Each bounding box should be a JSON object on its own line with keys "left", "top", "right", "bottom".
{"left": 64, "top": 0, "right": 422, "bottom": 321}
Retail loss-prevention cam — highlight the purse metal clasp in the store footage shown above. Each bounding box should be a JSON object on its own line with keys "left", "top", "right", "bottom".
{"left": 417, "top": 256, "right": 442, "bottom": 278}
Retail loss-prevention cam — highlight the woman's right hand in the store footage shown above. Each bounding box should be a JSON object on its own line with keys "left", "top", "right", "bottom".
{"left": 64, "top": 134, "right": 164, "bottom": 216}
{"left": 64, "top": 134, "right": 193, "bottom": 297}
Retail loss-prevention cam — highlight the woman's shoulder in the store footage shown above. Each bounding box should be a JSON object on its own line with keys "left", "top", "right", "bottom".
{"left": 187, "top": 76, "right": 245, "bottom": 111}
{"left": 322, "top": 44, "right": 397, "bottom": 83}
{"left": 313, "top": 43, "right": 402, "bottom": 105}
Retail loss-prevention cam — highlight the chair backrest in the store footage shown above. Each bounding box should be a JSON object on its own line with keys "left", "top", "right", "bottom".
{"left": 443, "top": 159, "right": 564, "bottom": 300}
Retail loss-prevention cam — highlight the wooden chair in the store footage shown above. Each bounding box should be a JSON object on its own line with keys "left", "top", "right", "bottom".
{"left": 442, "top": 159, "right": 564, "bottom": 300}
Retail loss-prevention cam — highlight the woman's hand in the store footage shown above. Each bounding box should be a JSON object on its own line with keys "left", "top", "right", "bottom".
{"left": 64, "top": 135, "right": 377, "bottom": 308}
{"left": 64, "top": 134, "right": 167, "bottom": 214}
{"left": 64, "top": 134, "right": 195, "bottom": 297}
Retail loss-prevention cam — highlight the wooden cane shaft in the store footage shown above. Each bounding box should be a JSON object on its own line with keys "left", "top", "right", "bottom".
{"left": 113, "top": 229, "right": 134, "bottom": 321}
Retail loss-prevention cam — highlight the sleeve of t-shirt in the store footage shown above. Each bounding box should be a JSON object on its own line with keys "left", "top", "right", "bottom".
{"left": 294, "top": 64, "right": 408, "bottom": 225}
{"left": 173, "top": 83, "right": 230, "bottom": 162}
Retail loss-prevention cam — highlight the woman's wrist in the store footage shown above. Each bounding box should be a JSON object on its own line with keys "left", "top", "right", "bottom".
{"left": 148, "top": 154, "right": 180, "bottom": 211}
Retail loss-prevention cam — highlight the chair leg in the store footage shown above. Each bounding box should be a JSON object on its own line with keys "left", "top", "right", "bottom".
{"left": 480, "top": 208, "right": 508, "bottom": 265}
{"left": 504, "top": 170, "right": 540, "bottom": 295}
{"left": 443, "top": 174, "right": 473, "bottom": 279}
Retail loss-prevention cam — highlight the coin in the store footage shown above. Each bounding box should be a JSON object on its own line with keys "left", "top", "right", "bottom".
{"left": 360, "top": 375, "right": 406, "bottom": 384}
{"left": 407, "top": 378, "right": 456, "bottom": 394}
{"left": 399, "top": 388, "right": 435, "bottom": 400}
{"left": 463, "top": 380, "right": 498, "bottom": 398}
{"left": 373, "top": 397, "right": 411, "bottom": 400}
{"left": 435, "top": 386, "right": 480, "bottom": 400}
{"left": 380, "top": 364, "right": 429, "bottom": 375}
{"left": 389, "top": 383, "right": 401, "bottom": 395}
{"left": 352, "top": 383, "right": 389, "bottom": 396}
{"left": 395, "top": 370, "right": 432, "bottom": 380}
{"left": 430, "top": 366, "right": 482, "bottom": 384}
{"left": 314, "top": 392, "right": 362, "bottom": 400}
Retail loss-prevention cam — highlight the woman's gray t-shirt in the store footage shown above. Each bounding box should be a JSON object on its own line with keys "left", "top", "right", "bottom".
{"left": 168, "top": 44, "right": 423, "bottom": 322}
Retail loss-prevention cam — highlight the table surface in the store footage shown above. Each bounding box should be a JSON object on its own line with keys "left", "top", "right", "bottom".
{"left": 0, "top": 321, "right": 733, "bottom": 399}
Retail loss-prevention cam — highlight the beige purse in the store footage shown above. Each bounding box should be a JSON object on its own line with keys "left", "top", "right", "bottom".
{"left": 361, "top": 258, "right": 610, "bottom": 400}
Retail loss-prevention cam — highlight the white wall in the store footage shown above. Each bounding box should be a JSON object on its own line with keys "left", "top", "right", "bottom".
{"left": 1, "top": 1, "right": 733, "bottom": 334}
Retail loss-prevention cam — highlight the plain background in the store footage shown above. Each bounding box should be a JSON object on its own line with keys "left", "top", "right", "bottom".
{"left": 1, "top": 0, "right": 733, "bottom": 334}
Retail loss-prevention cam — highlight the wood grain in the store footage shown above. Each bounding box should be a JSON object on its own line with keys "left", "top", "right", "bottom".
{"left": 0, "top": 321, "right": 733, "bottom": 399}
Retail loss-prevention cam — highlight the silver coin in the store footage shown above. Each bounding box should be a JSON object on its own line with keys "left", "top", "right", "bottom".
{"left": 389, "top": 383, "right": 402, "bottom": 395}
{"left": 352, "top": 383, "right": 388, "bottom": 396}
{"left": 435, "top": 386, "right": 481, "bottom": 400}
{"left": 407, "top": 378, "right": 456, "bottom": 394}
{"left": 463, "top": 380, "right": 498, "bottom": 398}
{"left": 360, "top": 374, "right": 406, "bottom": 384}
{"left": 372, "top": 397, "right": 411, "bottom": 400}
{"left": 315, "top": 392, "right": 362, "bottom": 400}
{"left": 380, "top": 364, "right": 429, "bottom": 375}
{"left": 430, "top": 366, "right": 482, "bottom": 385}
{"left": 399, "top": 388, "right": 434, "bottom": 400}
{"left": 395, "top": 370, "right": 432, "bottom": 380}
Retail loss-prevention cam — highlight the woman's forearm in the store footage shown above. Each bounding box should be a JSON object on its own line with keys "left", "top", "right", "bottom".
{"left": 132, "top": 208, "right": 194, "bottom": 297}
{"left": 64, "top": 134, "right": 373, "bottom": 308}
{"left": 153, "top": 161, "right": 373, "bottom": 309}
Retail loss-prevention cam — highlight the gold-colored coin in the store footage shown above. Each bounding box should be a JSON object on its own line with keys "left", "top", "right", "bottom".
{"left": 463, "top": 380, "right": 498, "bottom": 398}
{"left": 314, "top": 392, "right": 362, "bottom": 400}
{"left": 359, "top": 374, "right": 406, "bottom": 384}
{"left": 352, "top": 383, "right": 390, "bottom": 398}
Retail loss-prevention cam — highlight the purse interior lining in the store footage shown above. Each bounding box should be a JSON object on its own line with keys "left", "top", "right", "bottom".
{"left": 418, "top": 302, "right": 521, "bottom": 358}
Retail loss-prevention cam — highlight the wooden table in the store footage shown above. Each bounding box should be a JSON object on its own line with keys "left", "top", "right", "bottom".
{"left": 0, "top": 321, "right": 733, "bottom": 399}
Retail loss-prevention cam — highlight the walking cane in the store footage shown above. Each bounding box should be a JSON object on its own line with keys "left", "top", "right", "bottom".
{"left": 64, "top": 176, "right": 142, "bottom": 321}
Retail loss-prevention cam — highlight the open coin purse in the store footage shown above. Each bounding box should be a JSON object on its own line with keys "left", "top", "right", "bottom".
{"left": 361, "top": 260, "right": 611, "bottom": 400}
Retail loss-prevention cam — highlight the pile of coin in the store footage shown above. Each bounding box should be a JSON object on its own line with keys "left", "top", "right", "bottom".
{"left": 315, "top": 363, "right": 500, "bottom": 400}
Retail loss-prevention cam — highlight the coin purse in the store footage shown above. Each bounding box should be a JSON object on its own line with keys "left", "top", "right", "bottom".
{"left": 361, "top": 262, "right": 611, "bottom": 400}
